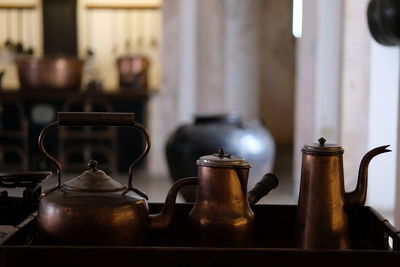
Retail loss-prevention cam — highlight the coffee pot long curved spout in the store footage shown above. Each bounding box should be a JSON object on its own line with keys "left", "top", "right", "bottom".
{"left": 150, "top": 172, "right": 279, "bottom": 231}
{"left": 150, "top": 177, "right": 198, "bottom": 231}
{"left": 345, "top": 145, "right": 391, "bottom": 208}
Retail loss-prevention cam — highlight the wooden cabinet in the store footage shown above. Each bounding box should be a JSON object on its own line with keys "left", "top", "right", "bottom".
{"left": 0, "top": 90, "right": 150, "bottom": 174}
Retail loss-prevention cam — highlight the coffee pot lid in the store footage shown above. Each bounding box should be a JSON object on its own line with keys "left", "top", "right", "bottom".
{"left": 62, "top": 159, "right": 125, "bottom": 192}
{"left": 196, "top": 148, "right": 251, "bottom": 168}
{"left": 302, "top": 137, "right": 344, "bottom": 155}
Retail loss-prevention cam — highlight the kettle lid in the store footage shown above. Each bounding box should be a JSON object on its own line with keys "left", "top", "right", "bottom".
{"left": 196, "top": 148, "right": 251, "bottom": 168}
{"left": 62, "top": 159, "right": 125, "bottom": 192}
{"left": 302, "top": 137, "right": 344, "bottom": 155}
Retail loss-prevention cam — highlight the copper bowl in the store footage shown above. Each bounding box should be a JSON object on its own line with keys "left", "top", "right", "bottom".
{"left": 17, "top": 57, "right": 84, "bottom": 90}
{"left": 116, "top": 55, "right": 149, "bottom": 90}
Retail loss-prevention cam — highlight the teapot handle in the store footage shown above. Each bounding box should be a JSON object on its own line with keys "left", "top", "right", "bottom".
{"left": 38, "top": 112, "right": 150, "bottom": 194}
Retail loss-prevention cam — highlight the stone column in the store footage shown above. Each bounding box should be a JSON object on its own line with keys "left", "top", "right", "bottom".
{"left": 147, "top": 0, "right": 182, "bottom": 175}
{"left": 224, "top": 0, "right": 262, "bottom": 120}
{"left": 294, "top": 0, "right": 343, "bottom": 193}
{"left": 195, "top": 0, "right": 226, "bottom": 115}
{"left": 194, "top": 0, "right": 264, "bottom": 119}
{"left": 148, "top": 0, "right": 198, "bottom": 175}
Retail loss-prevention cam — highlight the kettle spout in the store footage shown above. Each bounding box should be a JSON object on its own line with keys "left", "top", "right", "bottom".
{"left": 345, "top": 145, "right": 391, "bottom": 208}
{"left": 150, "top": 177, "right": 198, "bottom": 231}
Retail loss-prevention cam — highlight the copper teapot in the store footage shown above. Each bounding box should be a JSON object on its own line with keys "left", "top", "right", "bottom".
{"left": 36, "top": 112, "right": 193, "bottom": 245}
{"left": 297, "top": 137, "right": 390, "bottom": 249}
{"left": 189, "top": 149, "right": 279, "bottom": 247}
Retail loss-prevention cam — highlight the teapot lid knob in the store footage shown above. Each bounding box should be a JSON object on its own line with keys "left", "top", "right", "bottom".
{"left": 88, "top": 159, "right": 98, "bottom": 172}
{"left": 216, "top": 148, "right": 231, "bottom": 158}
{"left": 318, "top": 137, "right": 326, "bottom": 146}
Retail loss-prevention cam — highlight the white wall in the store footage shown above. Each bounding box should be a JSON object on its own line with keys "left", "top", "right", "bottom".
{"left": 367, "top": 41, "right": 399, "bottom": 222}
{"left": 296, "top": 0, "right": 400, "bottom": 224}
{"left": 315, "top": 0, "right": 342, "bottom": 142}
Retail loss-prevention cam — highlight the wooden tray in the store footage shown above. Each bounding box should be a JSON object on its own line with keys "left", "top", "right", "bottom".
{"left": 1, "top": 203, "right": 399, "bottom": 266}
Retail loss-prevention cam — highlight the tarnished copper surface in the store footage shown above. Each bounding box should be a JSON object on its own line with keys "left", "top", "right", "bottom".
{"left": 297, "top": 138, "right": 390, "bottom": 249}
{"left": 37, "top": 177, "right": 196, "bottom": 245}
{"left": 189, "top": 166, "right": 254, "bottom": 247}
{"left": 297, "top": 153, "right": 350, "bottom": 249}
{"left": 37, "top": 189, "right": 149, "bottom": 245}
{"left": 36, "top": 112, "right": 195, "bottom": 245}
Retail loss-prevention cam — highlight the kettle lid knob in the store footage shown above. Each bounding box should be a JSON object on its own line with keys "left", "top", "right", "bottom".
{"left": 62, "top": 159, "right": 125, "bottom": 192}
{"left": 318, "top": 137, "right": 326, "bottom": 146}
{"left": 88, "top": 159, "right": 98, "bottom": 172}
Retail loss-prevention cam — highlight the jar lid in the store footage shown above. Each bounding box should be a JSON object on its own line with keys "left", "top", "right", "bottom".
{"left": 62, "top": 160, "right": 125, "bottom": 192}
{"left": 302, "top": 137, "right": 344, "bottom": 155}
{"left": 194, "top": 113, "right": 241, "bottom": 124}
{"left": 196, "top": 148, "right": 251, "bottom": 168}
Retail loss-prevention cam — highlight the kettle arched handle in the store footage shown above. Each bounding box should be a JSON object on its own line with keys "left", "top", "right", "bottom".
{"left": 38, "top": 112, "right": 150, "bottom": 195}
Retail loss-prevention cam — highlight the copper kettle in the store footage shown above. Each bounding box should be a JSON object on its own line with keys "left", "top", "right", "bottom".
{"left": 36, "top": 112, "right": 193, "bottom": 245}
{"left": 297, "top": 137, "right": 390, "bottom": 249}
{"left": 189, "top": 149, "right": 279, "bottom": 247}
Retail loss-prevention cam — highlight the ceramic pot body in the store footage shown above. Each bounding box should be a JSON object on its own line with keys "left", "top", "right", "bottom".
{"left": 166, "top": 114, "right": 275, "bottom": 201}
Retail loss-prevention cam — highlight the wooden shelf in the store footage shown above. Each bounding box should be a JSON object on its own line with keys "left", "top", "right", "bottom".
{"left": 0, "top": 4, "right": 37, "bottom": 10}
{"left": 86, "top": 4, "right": 160, "bottom": 10}
{"left": 0, "top": 89, "right": 152, "bottom": 101}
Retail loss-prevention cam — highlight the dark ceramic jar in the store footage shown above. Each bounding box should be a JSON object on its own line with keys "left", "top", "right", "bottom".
{"left": 165, "top": 113, "right": 275, "bottom": 201}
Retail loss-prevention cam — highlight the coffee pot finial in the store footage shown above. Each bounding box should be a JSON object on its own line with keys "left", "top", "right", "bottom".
{"left": 318, "top": 137, "right": 326, "bottom": 146}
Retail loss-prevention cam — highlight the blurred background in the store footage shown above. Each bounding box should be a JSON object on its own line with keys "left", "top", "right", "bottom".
{"left": 0, "top": 0, "right": 399, "bottom": 227}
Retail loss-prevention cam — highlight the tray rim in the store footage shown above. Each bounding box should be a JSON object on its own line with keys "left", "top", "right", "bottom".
{"left": 1, "top": 204, "right": 399, "bottom": 253}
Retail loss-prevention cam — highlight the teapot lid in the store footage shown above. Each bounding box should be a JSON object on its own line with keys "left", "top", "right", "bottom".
{"left": 196, "top": 148, "right": 251, "bottom": 168}
{"left": 62, "top": 159, "right": 125, "bottom": 192}
{"left": 302, "top": 137, "right": 344, "bottom": 155}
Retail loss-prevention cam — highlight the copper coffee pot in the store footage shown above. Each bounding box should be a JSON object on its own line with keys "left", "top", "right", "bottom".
{"left": 189, "top": 149, "right": 279, "bottom": 247}
{"left": 297, "top": 137, "right": 390, "bottom": 249}
{"left": 36, "top": 112, "right": 193, "bottom": 245}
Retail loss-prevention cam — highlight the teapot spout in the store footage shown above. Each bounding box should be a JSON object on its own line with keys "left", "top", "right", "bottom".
{"left": 345, "top": 145, "right": 390, "bottom": 208}
{"left": 150, "top": 177, "right": 198, "bottom": 231}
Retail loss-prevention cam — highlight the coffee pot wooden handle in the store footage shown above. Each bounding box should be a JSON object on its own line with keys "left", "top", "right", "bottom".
{"left": 247, "top": 173, "right": 279, "bottom": 205}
